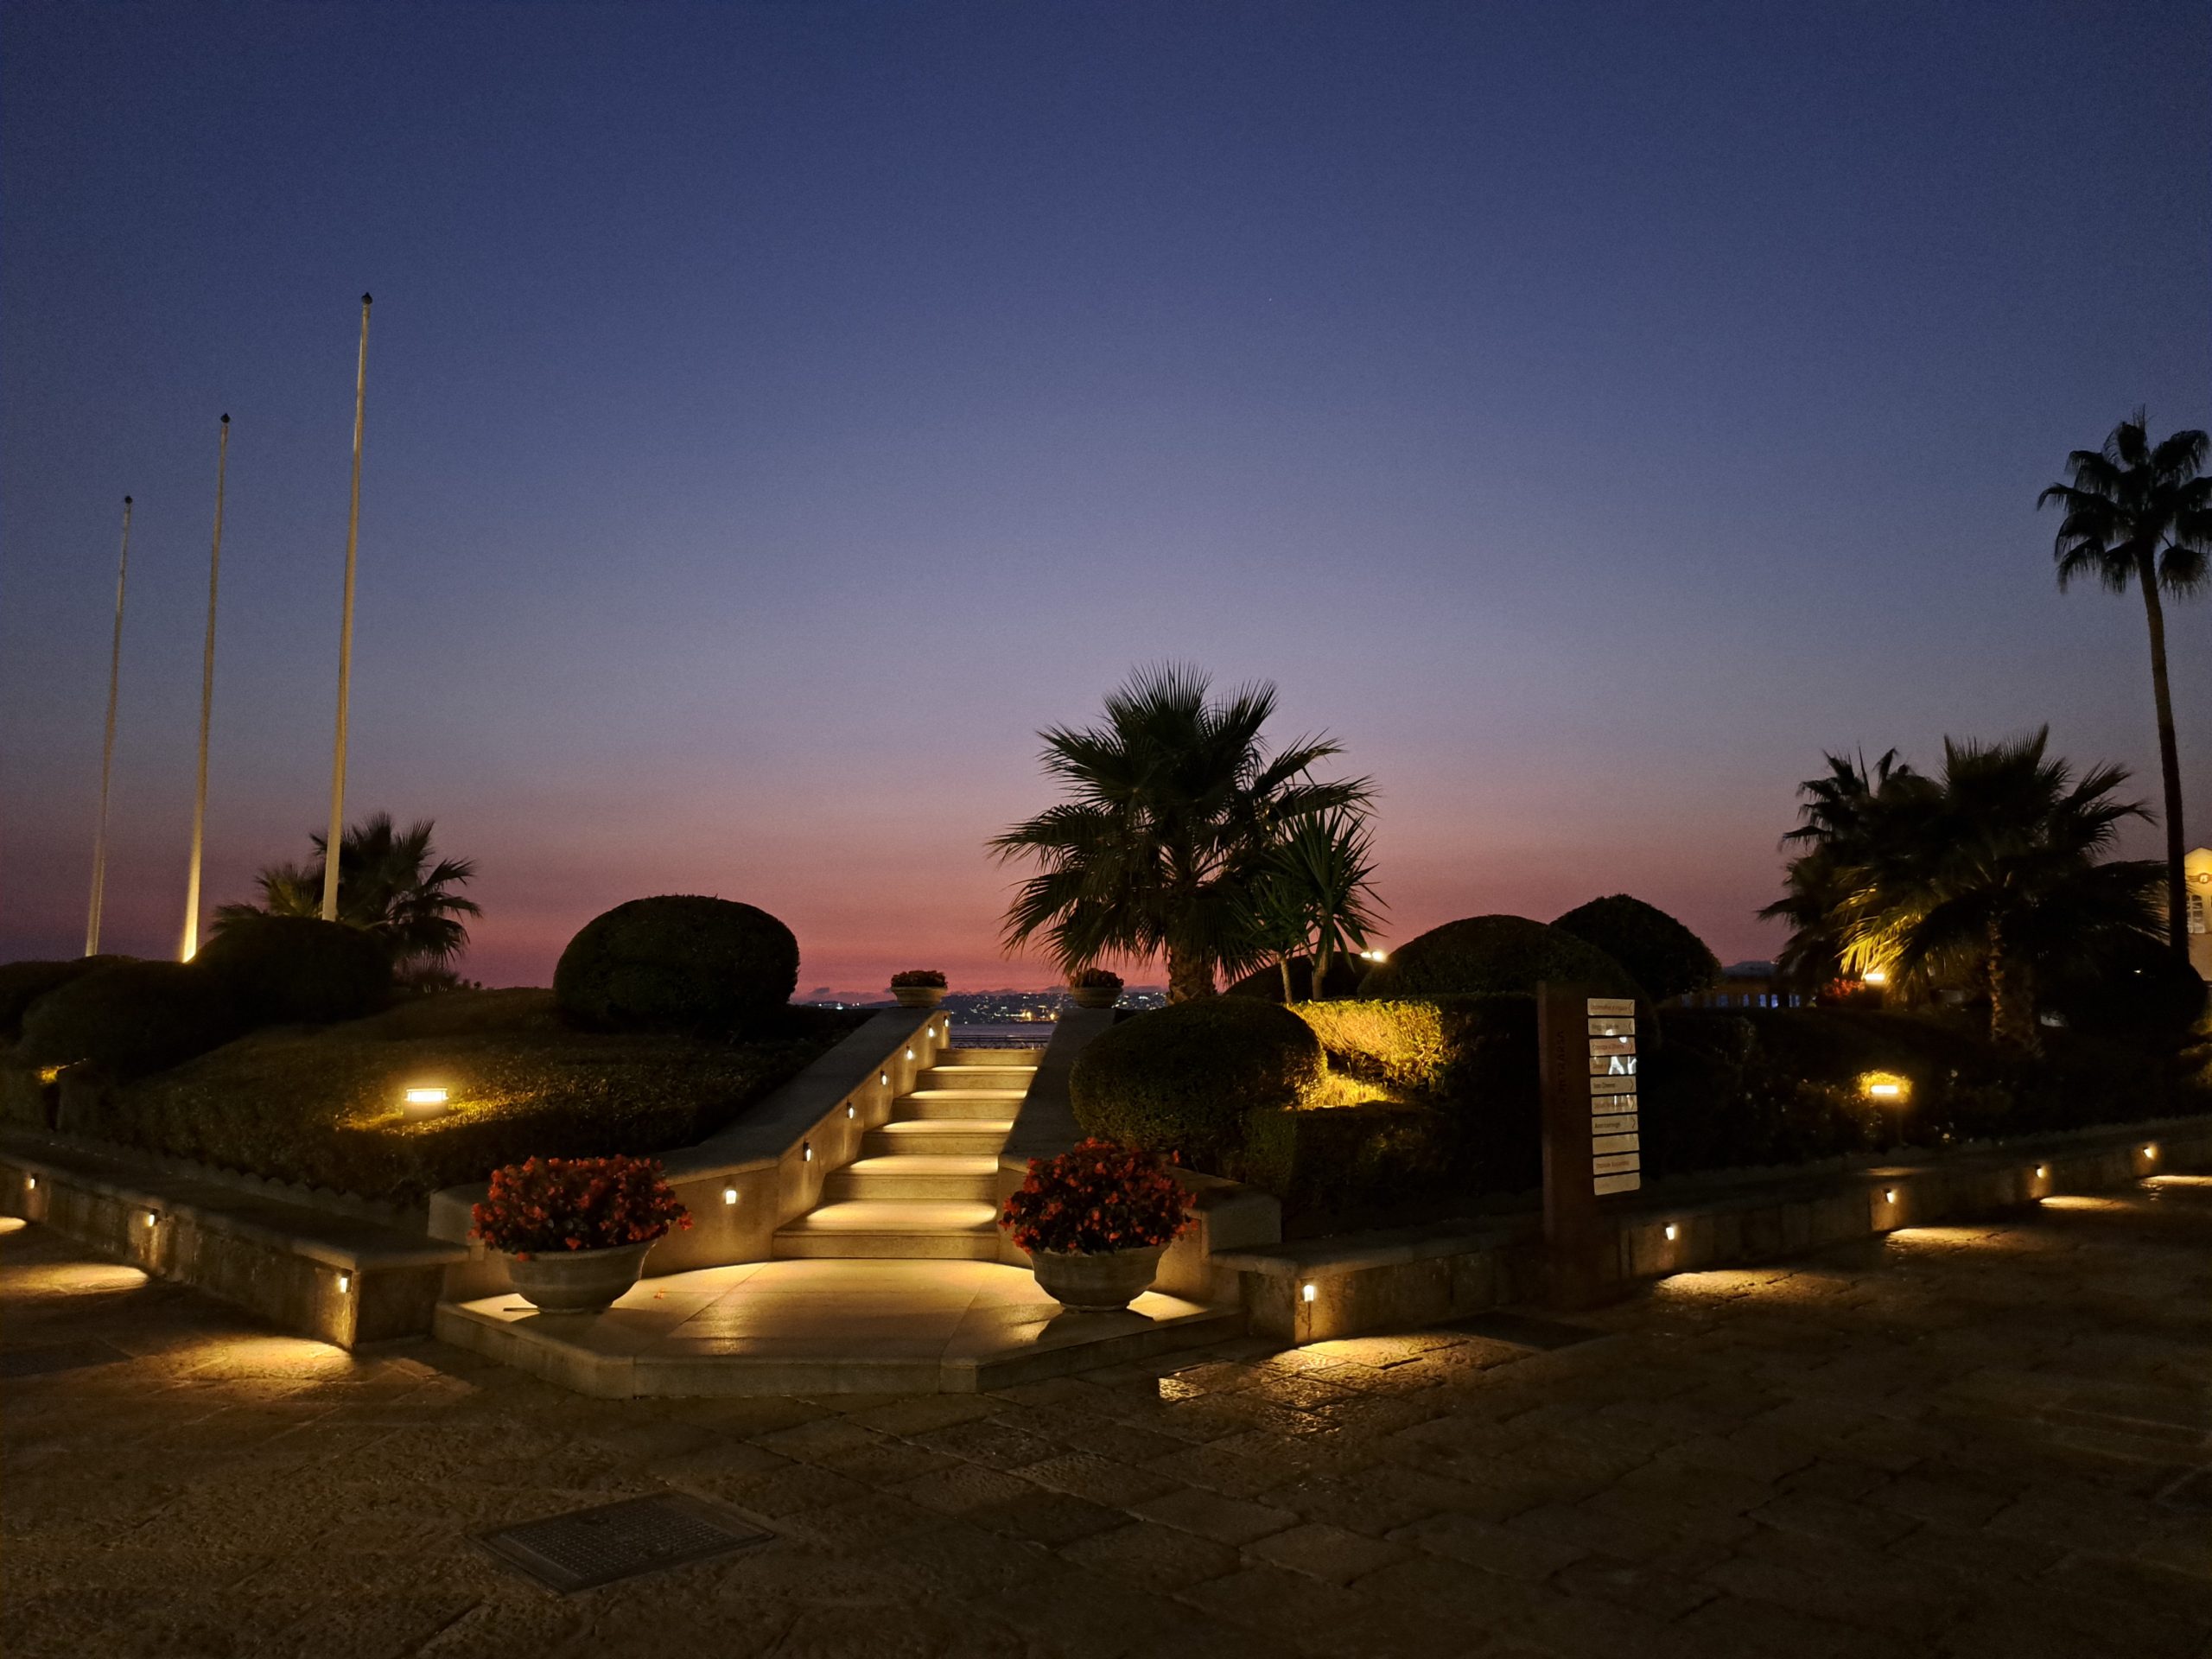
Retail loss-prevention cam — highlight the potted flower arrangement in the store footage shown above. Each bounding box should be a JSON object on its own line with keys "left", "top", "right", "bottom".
{"left": 470, "top": 1154, "right": 691, "bottom": 1314}
{"left": 1066, "top": 967, "right": 1123, "bottom": 1010}
{"left": 999, "top": 1138, "right": 1192, "bottom": 1311}
{"left": 890, "top": 969, "right": 948, "bottom": 1008}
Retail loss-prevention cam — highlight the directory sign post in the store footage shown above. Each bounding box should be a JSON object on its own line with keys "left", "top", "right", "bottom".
{"left": 1537, "top": 983, "right": 1641, "bottom": 1306}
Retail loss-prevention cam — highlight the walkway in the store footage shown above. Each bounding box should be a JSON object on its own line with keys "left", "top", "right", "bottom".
{"left": 4, "top": 1182, "right": 2210, "bottom": 1658}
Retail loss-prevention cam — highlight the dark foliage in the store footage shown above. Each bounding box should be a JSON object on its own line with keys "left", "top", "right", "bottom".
{"left": 1357, "top": 914, "right": 1640, "bottom": 1001}
{"left": 194, "top": 915, "right": 394, "bottom": 1027}
{"left": 1242, "top": 1100, "right": 1452, "bottom": 1214}
{"left": 554, "top": 895, "right": 800, "bottom": 1035}
{"left": 0, "top": 957, "right": 127, "bottom": 1042}
{"left": 1224, "top": 955, "right": 1370, "bottom": 1002}
{"left": 1071, "top": 996, "right": 1325, "bottom": 1169}
{"left": 17, "top": 961, "right": 243, "bottom": 1079}
{"left": 1551, "top": 895, "right": 1721, "bottom": 1004}
{"left": 2042, "top": 931, "right": 2209, "bottom": 1043}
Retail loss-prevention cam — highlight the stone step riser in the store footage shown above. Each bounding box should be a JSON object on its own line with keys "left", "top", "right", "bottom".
{"left": 823, "top": 1171, "right": 999, "bottom": 1203}
{"left": 862, "top": 1128, "right": 1010, "bottom": 1157}
{"left": 917, "top": 1068, "right": 1036, "bottom": 1092}
{"left": 898, "top": 1094, "right": 1030, "bottom": 1121}
{"left": 936, "top": 1048, "right": 1045, "bottom": 1067}
{"left": 772, "top": 1232, "right": 1001, "bottom": 1262}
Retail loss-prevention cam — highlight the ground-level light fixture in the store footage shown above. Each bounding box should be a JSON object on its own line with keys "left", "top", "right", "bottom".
{"left": 1883, "top": 1188, "right": 1897, "bottom": 1205}
{"left": 1859, "top": 1071, "right": 1910, "bottom": 1103}
{"left": 1358, "top": 949, "right": 1388, "bottom": 963}
{"left": 1862, "top": 969, "right": 1889, "bottom": 986}
{"left": 2036, "top": 1165, "right": 2048, "bottom": 1179}
{"left": 2144, "top": 1145, "right": 2158, "bottom": 1160}
{"left": 1300, "top": 1282, "right": 1317, "bottom": 1304}
{"left": 401, "top": 1085, "right": 450, "bottom": 1120}
{"left": 24, "top": 1175, "right": 35, "bottom": 1191}
{"left": 337, "top": 1272, "right": 352, "bottom": 1294}
{"left": 1664, "top": 1224, "right": 1678, "bottom": 1242}
{"left": 143, "top": 1211, "right": 159, "bottom": 1229}
{"left": 722, "top": 1185, "right": 738, "bottom": 1205}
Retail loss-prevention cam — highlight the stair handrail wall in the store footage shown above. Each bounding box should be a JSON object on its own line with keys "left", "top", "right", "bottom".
{"left": 427, "top": 1007, "right": 952, "bottom": 1296}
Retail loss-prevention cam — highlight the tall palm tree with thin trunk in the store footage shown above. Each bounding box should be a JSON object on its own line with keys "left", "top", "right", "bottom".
{"left": 2040, "top": 411, "right": 2210, "bottom": 958}
{"left": 992, "top": 665, "right": 1374, "bottom": 1001}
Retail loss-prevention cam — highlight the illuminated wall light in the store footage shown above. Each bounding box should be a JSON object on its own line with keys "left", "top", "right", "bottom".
{"left": 1300, "top": 1282, "right": 1317, "bottom": 1304}
{"left": 803, "top": 1141, "right": 813, "bottom": 1162}
{"left": 847, "top": 1103, "right": 856, "bottom": 1120}
{"left": 880, "top": 1072, "right": 889, "bottom": 1087}
{"left": 143, "top": 1211, "right": 159, "bottom": 1229}
{"left": 1664, "top": 1224, "right": 1678, "bottom": 1242}
{"left": 336, "top": 1272, "right": 352, "bottom": 1294}
{"left": 2143, "top": 1145, "right": 2158, "bottom": 1160}
{"left": 906, "top": 1049, "right": 915, "bottom": 1061}
{"left": 24, "top": 1175, "right": 35, "bottom": 1191}
{"left": 722, "top": 1185, "right": 738, "bottom": 1205}
{"left": 1883, "top": 1188, "right": 1897, "bottom": 1205}
{"left": 2035, "top": 1165, "right": 2047, "bottom": 1179}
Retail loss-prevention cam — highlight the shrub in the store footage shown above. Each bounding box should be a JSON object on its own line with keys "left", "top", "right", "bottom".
{"left": 17, "top": 961, "right": 243, "bottom": 1078}
{"left": 1069, "top": 968, "right": 1123, "bottom": 989}
{"left": 2043, "top": 932, "right": 2209, "bottom": 1045}
{"left": 998, "top": 1139, "right": 1191, "bottom": 1255}
{"left": 195, "top": 915, "right": 393, "bottom": 1027}
{"left": 469, "top": 1155, "right": 691, "bottom": 1258}
{"left": 1224, "top": 956, "right": 1369, "bottom": 1002}
{"left": 1241, "top": 1101, "right": 1452, "bottom": 1214}
{"left": 0, "top": 957, "right": 127, "bottom": 1042}
{"left": 1357, "top": 915, "right": 1640, "bottom": 1001}
{"left": 554, "top": 895, "right": 799, "bottom": 1034}
{"left": 891, "top": 969, "right": 948, "bottom": 988}
{"left": 1071, "top": 997, "right": 1325, "bottom": 1170}
{"left": 1551, "top": 895, "right": 1721, "bottom": 1004}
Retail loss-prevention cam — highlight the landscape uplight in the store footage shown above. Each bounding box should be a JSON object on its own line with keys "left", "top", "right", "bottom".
{"left": 401, "top": 1085, "right": 450, "bottom": 1120}
{"left": 1859, "top": 1071, "right": 1910, "bottom": 1103}
{"left": 1862, "top": 970, "right": 1889, "bottom": 986}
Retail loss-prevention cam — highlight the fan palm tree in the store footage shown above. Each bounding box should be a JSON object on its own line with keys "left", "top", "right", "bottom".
{"left": 1827, "top": 731, "right": 2160, "bottom": 1049}
{"left": 991, "top": 664, "right": 1374, "bottom": 1001}
{"left": 1233, "top": 810, "right": 1385, "bottom": 1002}
{"left": 215, "top": 813, "right": 480, "bottom": 976}
{"left": 1758, "top": 748, "right": 1916, "bottom": 990}
{"left": 2039, "top": 411, "right": 2210, "bottom": 957}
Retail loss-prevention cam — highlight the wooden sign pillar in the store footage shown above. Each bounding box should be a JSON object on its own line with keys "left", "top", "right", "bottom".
{"left": 1537, "top": 982, "right": 1641, "bottom": 1308}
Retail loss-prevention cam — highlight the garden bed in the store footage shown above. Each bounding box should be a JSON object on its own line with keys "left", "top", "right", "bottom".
{"left": 8, "top": 989, "right": 868, "bottom": 1207}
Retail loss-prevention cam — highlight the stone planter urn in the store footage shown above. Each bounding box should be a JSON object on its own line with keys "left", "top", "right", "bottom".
{"left": 1067, "top": 984, "right": 1120, "bottom": 1010}
{"left": 891, "top": 985, "right": 946, "bottom": 1008}
{"left": 1028, "top": 1244, "right": 1165, "bottom": 1312}
{"left": 505, "top": 1241, "right": 655, "bottom": 1314}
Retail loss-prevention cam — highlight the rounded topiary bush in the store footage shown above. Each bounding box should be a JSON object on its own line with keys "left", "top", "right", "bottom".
{"left": 1071, "top": 996, "right": 1325, "bottom": 1170}
{"left": 195, "top": 916, "right": 393, "bottom": 1027}
{"left": 1550, "top": 894, "right": 1720, "bottom": 1004}
{"left": 1358, "top": 914, "right": 1640, "bottom": 1001}
{"left": 2044, "top": 932, "right": 2209, "bottom": 1044}
{"left": 1224, "top": 955, "right": 1370, "bottom": 1003}
{"left": 554, "top": 895, "right": 799, "bottom": 1034}
{"left": 18, "top": 961, "right": 243, "bottom": 1078}
{"left": 0, "top": 957, "right": 128, "bottom": 1042}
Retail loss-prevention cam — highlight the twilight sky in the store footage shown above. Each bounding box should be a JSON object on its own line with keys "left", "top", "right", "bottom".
{"left": 3, "top": 2, "right": 2207, "bottom": 996}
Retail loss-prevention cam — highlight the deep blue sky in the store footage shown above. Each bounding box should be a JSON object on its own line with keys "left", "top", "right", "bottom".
{"left": 4, "top": 2, "right": 2207, "bottom": 991}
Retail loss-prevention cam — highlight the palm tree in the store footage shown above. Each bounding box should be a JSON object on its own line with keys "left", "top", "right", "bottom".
{"left": 2039, "top": 411, "right": 2210, "bottom": 957}
{"left": 215, "top": 812, "right": 480, "bottom": 976}
{"left": 991, "top": 664, "right": 1374, "bottom": 1001}
{"left": 1759, "top": 749, "right": 1916, "bottom": 991}
{"left": 1233, "top": 810, "right": 1385, "bottom": 1001}
{"left": 1826, "top": 731, "right": 2159, "bottom": 1049}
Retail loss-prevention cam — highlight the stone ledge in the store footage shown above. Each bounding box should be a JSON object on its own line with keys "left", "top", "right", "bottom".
{"left": 0, "top": 1130, "right": 464, "bottom": 1348}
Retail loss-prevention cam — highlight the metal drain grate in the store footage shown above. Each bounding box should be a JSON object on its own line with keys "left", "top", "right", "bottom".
{"left": 1444, "top": 1311, "right": 1601, "bottom": 1351}
{"left": 477, "top": 1493, "right": 771, "bottom": 1592}
{"left": 0, "top": 1338, "right": 131, "bottom": 1379}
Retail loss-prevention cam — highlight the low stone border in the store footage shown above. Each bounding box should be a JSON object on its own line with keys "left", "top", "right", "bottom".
{"left": 1222, "top": 1114, "right": 2212, "bottom": 1342}
{"left": 0, "top": 1131, "right": 464, "bottom": 1349}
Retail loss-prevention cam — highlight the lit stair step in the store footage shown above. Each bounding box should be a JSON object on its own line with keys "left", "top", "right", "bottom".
{"left": 863, "top": 1120, "right": 1014, "bottom": 1157}
{"left": 825, "top": 1155, "right": 999, "bottom": 1203}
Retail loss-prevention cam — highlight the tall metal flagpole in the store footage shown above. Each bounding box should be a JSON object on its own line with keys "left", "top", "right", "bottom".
{"left": 86, "top": 495, "right": 134, "bottom": 956}
{"left": 322, "top": 295, "right": 372, "bottom": 923}
{"left": 181, "top": 415, "right": 231, "bottom": 961}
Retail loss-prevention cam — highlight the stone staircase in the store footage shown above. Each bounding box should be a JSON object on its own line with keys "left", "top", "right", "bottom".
{"left": 773, "top": 1047, "right": 1040, "bottom": 1260}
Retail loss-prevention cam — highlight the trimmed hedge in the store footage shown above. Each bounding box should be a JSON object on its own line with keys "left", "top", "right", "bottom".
{"left": 0, "top": 957, "right": 127, "bottom": 1041}
{"left": 1224, "top": 956, "right": 1370, "bottom": 1003}
{"left": 196, "top": 915, "right": 393, "bottom": 1026}
{"left": 74, "top": 994, "right": 868, "bottom": 1205}
{"left": 1071, "top": 997, "right": 1325, "bottom": 1170}
{"left": 1357, "top": 915, "right": 1640, "bottom": 1002}
{"left": 17, "top": 961, "right": 243, "bottom": 1079}
{"left": 555, "top": 895, "right": 799, "bottom": 1035}
{"left": 1551, "top": 895, "right": 1721, "bottom": 1005}
{"left": 1243, "top": 1100, "right": 1451, "bottom": 1214}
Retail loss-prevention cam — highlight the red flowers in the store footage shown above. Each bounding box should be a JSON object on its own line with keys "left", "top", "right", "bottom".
{"left": 998, "top": 1139, "right": 1190, "bottom": 1256}
{"left": 470, "top": 1155, "right": 691, "bottom": 1261}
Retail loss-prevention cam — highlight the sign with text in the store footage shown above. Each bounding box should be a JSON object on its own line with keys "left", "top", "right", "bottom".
{"left": 1538, "top": 983, "right": 1643, "bottom": 1307}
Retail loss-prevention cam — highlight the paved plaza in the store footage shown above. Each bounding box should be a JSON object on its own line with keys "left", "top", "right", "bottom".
{"left": 3, "top": 1181, "right": 2209, "bottom": 1659}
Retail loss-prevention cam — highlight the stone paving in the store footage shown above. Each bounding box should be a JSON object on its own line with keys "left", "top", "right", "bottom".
{"left": 3, "top": 1182, "right": 2210, "bottom": 1659}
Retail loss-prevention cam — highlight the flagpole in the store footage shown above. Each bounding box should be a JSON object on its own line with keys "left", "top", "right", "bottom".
{"left": 86, "top": 494, "right": 133, "bottom": 956}
{"left": 322, "top": 294, "right": 372, "bottom": 922}
{"left": 181, "top": 415, "right": 230, "bottom": 961}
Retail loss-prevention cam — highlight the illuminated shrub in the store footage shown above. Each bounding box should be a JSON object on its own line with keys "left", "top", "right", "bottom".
{"left": 1241, "top": 1101, "right": 1451, "bottom": 1211}
{"left": 1357, "top": 915, "right": 1639, "bottom": 1001}
{"left": 0, "top": 957, "right": 126, "bottom": 1042}
{"left": 196, "top": 915, "right": 393, "bottom": 1027}
{"left": 1071, "top": 997, "right": 1325, "bottom": 1170}
{"left": 555, "top": 895, "right": 799, "bottom": 1035}
{"left": 1550, "top": 894, "right": 1720, "bottom": 1004}
{"left": 17, "top": 961, "right": 242, "bottom": 1079}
